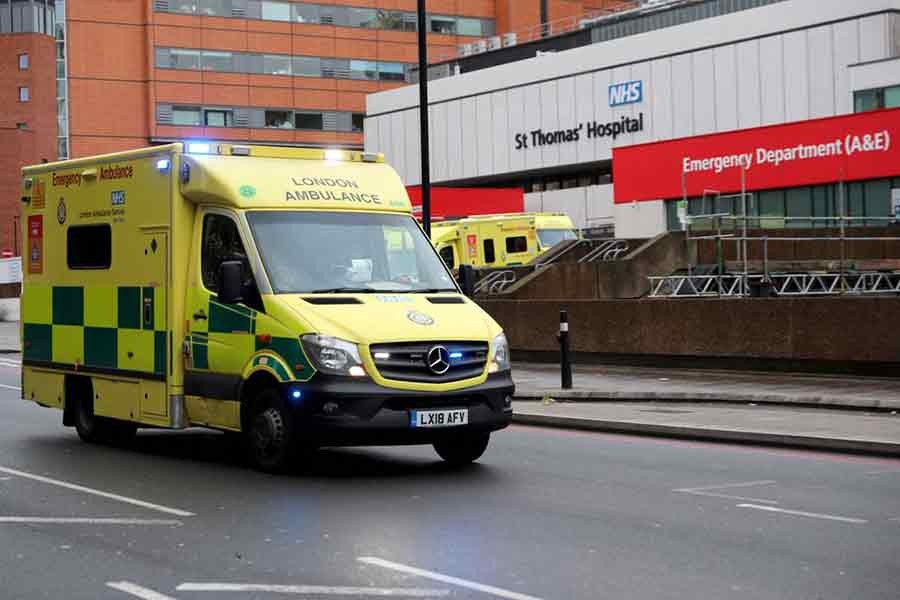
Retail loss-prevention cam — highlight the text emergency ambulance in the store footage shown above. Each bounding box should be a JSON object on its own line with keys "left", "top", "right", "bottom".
{"left": 20, "top": 144, "right": 514, "bottom": 472}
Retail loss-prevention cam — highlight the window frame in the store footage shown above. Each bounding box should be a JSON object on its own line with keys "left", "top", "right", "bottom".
{"left": 67, "top": 224, "right": 112, "bottom": 270}
{"left": 18, "top": 86, "right": 29, "bottom": 102}
{"left": 18, "top": 53, "right": 29, "bottom": 70}
{"left": 482, "top": 239, "right": 496, "bottom": 264}
{"left": 505, "top": 236, "right": 528, "bottom": 254}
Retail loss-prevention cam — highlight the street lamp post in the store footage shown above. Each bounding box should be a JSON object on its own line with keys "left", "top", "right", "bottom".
{"left": 416, "top": 0, "right": 432, "bottom": 236}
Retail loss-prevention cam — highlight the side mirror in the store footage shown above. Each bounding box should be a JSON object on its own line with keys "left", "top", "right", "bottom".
{"left": 217, "top": 260, "right": 243, "bottom": 304}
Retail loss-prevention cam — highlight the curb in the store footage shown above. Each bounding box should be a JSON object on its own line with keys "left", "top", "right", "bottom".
{"left": 512, "top": 412, "right": 900, "bottom": 457}
{"left": 513, "top": 392, "right": 900, "bottom": 412}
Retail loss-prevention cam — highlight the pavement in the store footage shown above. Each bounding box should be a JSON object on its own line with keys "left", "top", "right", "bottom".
{"left": 513, "top": 363, "right": 900, "bottom": 456}
{"left": 0, "top": 355, "right": 899, "bottom": 600}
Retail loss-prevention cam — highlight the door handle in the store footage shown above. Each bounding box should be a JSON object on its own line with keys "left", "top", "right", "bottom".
{"left": 193, "top": 310, "right": 207, "bottom": 321}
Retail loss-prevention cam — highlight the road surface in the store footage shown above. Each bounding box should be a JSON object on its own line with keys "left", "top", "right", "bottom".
{"left": 1, "top": 355, "right": 898, "bottom": 600}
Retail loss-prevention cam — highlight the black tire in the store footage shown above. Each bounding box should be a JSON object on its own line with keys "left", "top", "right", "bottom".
{"left": 433, "top": 432, "right": 491, "bottom": 466}
{"left": 246, "top": 389, "right": 296, "bottom": 473}
{"left": 74, "top": 394, "right": 136, "bottom": 444}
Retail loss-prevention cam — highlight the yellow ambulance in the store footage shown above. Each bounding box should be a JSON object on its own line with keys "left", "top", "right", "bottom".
{"left": 431, "top": 213, "right": 578, "bottom": 271}
{"left": 20, "top": 143, "right": 513, "bottom": 472}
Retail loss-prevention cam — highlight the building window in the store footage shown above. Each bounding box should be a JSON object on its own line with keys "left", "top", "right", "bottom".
{"left": 18, "top": 87, "right": 29, "bottom": 102}
{"left": 18, "top": 53, "right": 28, "bottom": 70}
{"left": 293, "top": 56, "right": 321, "bottom": 77}
{"left": 378, "top": 62, "right": 405, "bottom": 81}
{"left": 202, "top": 51, "right": 233, "bottom": 71}
{"left": 173, "top": 107, "right": 202, "bottom": 126}
{"left": 456, "top": 18, "right": 482, "bottom": 37}
{"left": 295, "top": 112, "right": 324, "bottom": 130}
{"left": 68, "top": 225, "right": 112, "bottom": 270}
{"left": 350, "top": 60, "right": 378, "bottom": 80}
{"left": 854, "top": 86, "right": 900, "bottom": 113}
{"left": 170, "top": 49, "right": 201, "bottom": 70}
{"left": 265, "top": 110, "right": 293, "bottom": 129}
{"left": 430, "top": 16, "right": 456, "bottom": 34}
{"left": 505, "top": 236, "right": 527, "bottom": 253}
{"left": 293, "top": 4, "right": 320, "bottom": 23}
{"left": 202, "top": 0, "right": 233, "bottom": 16}
{"left": 204, "top": 109, "right": 233, "bottom": 128}
{"left": 261, "top": 1, "right": 290, "bottom": 22}
{"left": 347, "top": 8, "right": 377, "bottom": 28}
{"left": 262, "top": 54, "right": 291, "bottom": 75}
{"left": 352, "top": 113, "right": 365, "bottom": 132}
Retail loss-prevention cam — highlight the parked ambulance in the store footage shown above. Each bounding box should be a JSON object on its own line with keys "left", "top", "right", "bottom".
{"left": 20, "top": 144, "right": 514, "bottom": 472}
{"left": 431, "top": 213, "right": 578, "bottom": 271}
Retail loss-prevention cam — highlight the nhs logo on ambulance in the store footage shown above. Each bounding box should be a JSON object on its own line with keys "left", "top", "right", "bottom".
{"left": 609, "top": 80, "right": 643, "bottom": 107}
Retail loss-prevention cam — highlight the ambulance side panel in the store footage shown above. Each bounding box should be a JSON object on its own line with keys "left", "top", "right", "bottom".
{"left": 21, "top": 152, "right": 175, "bottom": 427}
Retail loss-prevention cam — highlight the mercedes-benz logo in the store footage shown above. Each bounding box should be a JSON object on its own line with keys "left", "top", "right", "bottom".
{"left": 426, "top": 345, "right": 451, "bottom": 375}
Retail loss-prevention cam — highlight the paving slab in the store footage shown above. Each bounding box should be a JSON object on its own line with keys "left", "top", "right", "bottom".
{"left": 0, "top": 320, "right": 19, "bottom": 353}
{"left": 513, "top": 400, "right": 900, "bottom": 456}
{"left": 513, "top": 362, "right": 900, "bottom": 410}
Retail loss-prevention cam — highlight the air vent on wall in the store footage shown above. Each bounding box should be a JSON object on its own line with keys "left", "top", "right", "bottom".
{"left": 154, "top": 0, "right": 170, "bottom": 11}
{"left": 233, "top": 108, "right": 250, "bottom": 127}
{"left": 156, "top": 105, "right": 173, "bottom": 125}
{"left": 322, "top": 112, "right": 339, "bottom": 131}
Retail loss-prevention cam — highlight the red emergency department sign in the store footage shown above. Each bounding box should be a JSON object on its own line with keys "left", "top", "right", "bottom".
{"left": 613, "top": 108, "right": 900, "bottom": 203}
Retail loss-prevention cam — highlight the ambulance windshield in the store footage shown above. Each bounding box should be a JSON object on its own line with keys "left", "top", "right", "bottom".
{"left": 536, "top": 229, "right": 577, "bottom": 249}
{"left": 247, "top": 211, "right": 457, "bottom": 294}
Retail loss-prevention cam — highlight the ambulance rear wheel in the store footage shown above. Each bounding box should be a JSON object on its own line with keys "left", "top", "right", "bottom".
{"left": 433, "top": 432, "right": 491, "bottom": 466}
{"left": 247, "top": 389, "right": 296, "bottom": 473}
{"left": 74, "top": 395, "right": 135, "bottom": 444}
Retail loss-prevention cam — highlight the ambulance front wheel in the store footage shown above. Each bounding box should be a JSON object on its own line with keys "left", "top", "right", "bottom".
{"left": 433, "top": 432, "right": 491, "bottom": 466}
{"left": 247, "top": 388, "right": 297, "bottom": 473}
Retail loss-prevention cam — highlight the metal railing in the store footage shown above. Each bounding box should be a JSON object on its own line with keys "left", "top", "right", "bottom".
{"left": 648, "top": 271, "right": 900, "bottom": 298}
{"left": 578, "top": 239, "right": 630, "bottom": 263}
{"left": 473, "top": 270, "right": 518, "bottom": 295}
{"left": 648, "top": 274, "right": 750, "bottom": 298}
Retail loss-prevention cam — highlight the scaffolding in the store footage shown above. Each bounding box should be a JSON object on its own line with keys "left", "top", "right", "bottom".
{"left": 650, "top": 168, "right": 900, "bottom": 298}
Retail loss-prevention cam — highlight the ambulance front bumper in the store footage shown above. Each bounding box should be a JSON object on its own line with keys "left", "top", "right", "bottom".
{"left": 285, "top": 372, "right": 514, "bottom": 446}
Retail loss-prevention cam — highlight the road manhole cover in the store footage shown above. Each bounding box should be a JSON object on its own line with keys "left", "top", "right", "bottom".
{"left": 639, "top": 408, "right": 694, "bottom": 414}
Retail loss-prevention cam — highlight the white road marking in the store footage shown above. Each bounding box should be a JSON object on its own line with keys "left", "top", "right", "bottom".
{"left": 737, "top": 503, "right": 868, "bottom": 524}
{"left": 106, "top": 582, "right": 178, "bottom": 600}
{"left": 0, "top": 517, "right": 182, "bottom": 525}
{"left": 358, "top": 557, "right": 544, "bottom": 600}
{"left": 0, "top": 466, "right": 194, "bottom": 517}
{"left": 674, "top": 480, "right": 779, "bottom": 505}
{"left": 176, "top": 583, "right": 448, "bottom": 597}
{"left": 0, "top": 383, "right": 21, "bottom": 391}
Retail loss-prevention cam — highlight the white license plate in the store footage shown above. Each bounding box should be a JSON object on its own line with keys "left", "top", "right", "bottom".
{"left": 410, "top": 408, "right": 469, "bottom": 428}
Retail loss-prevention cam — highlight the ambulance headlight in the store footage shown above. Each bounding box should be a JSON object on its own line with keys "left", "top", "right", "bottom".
{"left": 489, "top": 332, "right": 510, "bottom": 373}
{"left": 301, "top": 334, "right": 366, "bottom": 377}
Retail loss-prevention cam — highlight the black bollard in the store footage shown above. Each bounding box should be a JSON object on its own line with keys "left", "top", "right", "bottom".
{"left": 560, "top": 308, "right": 572, "bottom": 389}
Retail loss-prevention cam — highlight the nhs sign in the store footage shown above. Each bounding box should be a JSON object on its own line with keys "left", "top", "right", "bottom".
{"left": 609, "top": 80, "right": 643, "bottom": 107}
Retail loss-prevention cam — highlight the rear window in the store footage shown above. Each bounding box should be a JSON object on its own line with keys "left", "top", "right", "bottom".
{"left": 67, "top": 224, "right": 111, "bottom": 269}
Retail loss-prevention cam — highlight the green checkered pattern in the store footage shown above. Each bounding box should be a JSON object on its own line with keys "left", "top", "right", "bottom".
{"left": 22, "top": 285, "right": 167, "bottom": 377}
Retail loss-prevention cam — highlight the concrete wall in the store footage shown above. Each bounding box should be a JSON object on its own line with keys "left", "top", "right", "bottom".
{"left": 524, "top": 184, "right": 614, "bottom": 228}
{"left": 501, "top": 231, "right": 692, "bottom": 300}
{"left": 480, "top": 296, "right": 900, "bottom": 372}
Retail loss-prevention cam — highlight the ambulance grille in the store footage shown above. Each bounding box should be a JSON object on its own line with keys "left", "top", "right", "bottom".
{"left": 370, "top": 341, "right": 488, "bottom": 383}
